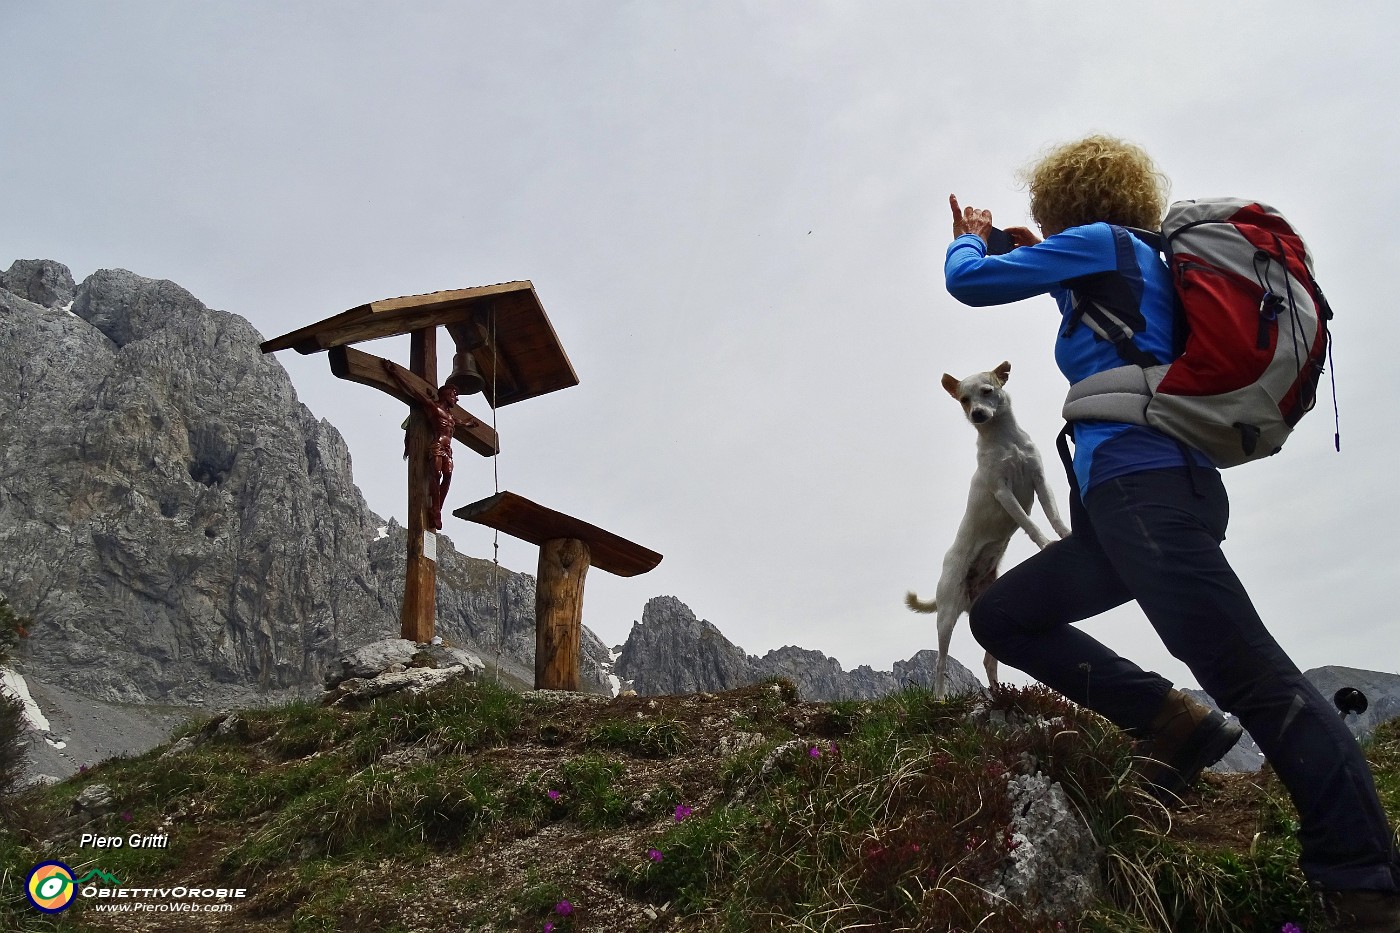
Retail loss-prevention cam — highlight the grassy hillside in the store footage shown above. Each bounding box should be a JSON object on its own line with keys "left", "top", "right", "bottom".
{"left": 2, "top": 678, "right": 1396, "bottom": 932}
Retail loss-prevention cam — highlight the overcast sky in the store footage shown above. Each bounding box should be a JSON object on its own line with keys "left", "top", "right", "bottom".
{"left": 5, "top": 2, "right": 1399, "bottom": 692}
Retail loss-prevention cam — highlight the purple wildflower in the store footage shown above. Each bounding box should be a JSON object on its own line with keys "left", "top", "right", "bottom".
{"left": 673, "top": 804, "right": 692, "bottom": 822}
{"left": 1281, "top": 925, "right": 1303, "bottom": 933}
{"left": 648, "top": 848, "right": 663, "bottom": 863}
{"left": 120, "top": 811, "right": 133, "bottom": 823}
{"left": 547, "top": 789, "right": 561, "bottom": 802}
{"left": 809, "top": 746, "right": 821, "bottom": 758}
{"left": 554, "top": 900, "right": 572, "bottom": 916}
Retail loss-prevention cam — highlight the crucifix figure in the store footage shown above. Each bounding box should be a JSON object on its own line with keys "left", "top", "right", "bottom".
{"left": 382, "top": 358, "right": 476, "bottom": 530}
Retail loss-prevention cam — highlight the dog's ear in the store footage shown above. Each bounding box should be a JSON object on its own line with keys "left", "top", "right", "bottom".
{"left": 992, "top": 361, "right": 1011, "bottom": 385}
{"left": 941, "top": 373, "right": 961, "bottom": 399}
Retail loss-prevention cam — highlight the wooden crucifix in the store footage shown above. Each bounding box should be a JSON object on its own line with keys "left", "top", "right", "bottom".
{"left": 260, "top": 282, "right": 578, "bottom": 645}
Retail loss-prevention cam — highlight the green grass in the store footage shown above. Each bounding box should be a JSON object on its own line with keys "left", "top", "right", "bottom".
{"left": 2, "top": 681, "right": 1393, "bottom": 932}
{"left": 586, "top": 717, "right": 690, "bottom": 758}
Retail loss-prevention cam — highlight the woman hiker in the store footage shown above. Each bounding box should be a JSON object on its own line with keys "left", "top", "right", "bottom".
{"left": 944, "top": 133, "right": 1400, "bottom": 932}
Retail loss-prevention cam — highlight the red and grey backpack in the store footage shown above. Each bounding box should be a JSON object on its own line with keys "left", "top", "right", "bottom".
{"left": 1061, "top": 198, "right": 1335, "bottom": 467}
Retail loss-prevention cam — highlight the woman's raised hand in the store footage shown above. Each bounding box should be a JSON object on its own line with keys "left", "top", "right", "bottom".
{"left": 949, "top": 194, "right": 992, "bottom": 243}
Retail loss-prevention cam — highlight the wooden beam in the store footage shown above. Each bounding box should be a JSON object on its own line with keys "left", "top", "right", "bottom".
{"left": 535, "top": 538, "right": 589, "bottom": 691}
{"left": 400, "top": 328, "right": 438, "bottom": 644}
{"left": 452, "top": 491, "right": 662, "bottom": 577}
{"left": 326, "top": 346, "right": 499, "bottom": 456}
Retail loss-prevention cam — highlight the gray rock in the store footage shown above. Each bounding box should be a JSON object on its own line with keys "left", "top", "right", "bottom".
{"left": 325, "top": 638, "right": 486, "bottom": 691}
{"left": 1, "top": 259, "right": 76, "bottom": 309}
{"left": 160, "top": 735, "right": 199, "bottom": 759}
{"left": 325, "top": 638, "right": 422, "bottom": 688}
{"left": 615, "top": 595, "right": 984, "bottom": 700}
{"left": 324, "top": 665, "right": 473, "bottom": 708}
{"left": 410, "top": 643, "right": 485, "bottom": 679}
{"left": 983, "top": 772, "right": 1101, "bottom": 918}
{"left": 73, "top": 782, "right": 116, "bottom": 813}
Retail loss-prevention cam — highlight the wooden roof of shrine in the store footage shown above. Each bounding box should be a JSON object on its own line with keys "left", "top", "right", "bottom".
{"left": 259, "top": 280, "right": 578, "bottom": 408}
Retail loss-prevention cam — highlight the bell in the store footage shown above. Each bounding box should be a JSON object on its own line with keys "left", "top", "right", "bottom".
{"left": 445, "top": 351, "right": 485, "bottom": 395}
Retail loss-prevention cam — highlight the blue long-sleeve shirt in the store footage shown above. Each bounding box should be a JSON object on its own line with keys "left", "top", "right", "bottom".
{"left": 944, "top": 223, "right": 1213, "bottom": 496}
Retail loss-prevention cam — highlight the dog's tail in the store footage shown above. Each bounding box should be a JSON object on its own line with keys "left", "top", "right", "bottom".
{"left": 905, "top": 591, "right": 938, "bottom": 614}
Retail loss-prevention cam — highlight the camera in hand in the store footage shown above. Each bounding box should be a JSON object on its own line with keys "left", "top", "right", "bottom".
{"left": 986, "top": 226, "right": 1016, "bottom": 255}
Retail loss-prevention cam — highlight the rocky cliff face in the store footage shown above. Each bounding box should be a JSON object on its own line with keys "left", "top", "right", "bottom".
{"left": 0, "top": 259, "right": 610, "bottom": 710}
{"left": 615, "top": 595, "right": 984, "bottom": 700}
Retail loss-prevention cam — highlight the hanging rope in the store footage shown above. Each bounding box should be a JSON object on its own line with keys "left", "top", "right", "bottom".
{"left": 489, "top": 304, "right": 505, "bottom": 683}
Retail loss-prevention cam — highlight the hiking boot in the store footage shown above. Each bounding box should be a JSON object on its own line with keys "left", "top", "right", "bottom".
{"left": 1319, "top": 889, "right": 1400, "bottom": 932}
{"left": 1136, "top": 688, "right": 1243, "bottom": 803}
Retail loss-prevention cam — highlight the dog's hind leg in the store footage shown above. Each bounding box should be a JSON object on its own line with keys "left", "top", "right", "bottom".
{"left": 983, "top": 652, "right": 998, "bottom": 687}
{"left": 934, "top": 606, "right": 959, "bottom": 699}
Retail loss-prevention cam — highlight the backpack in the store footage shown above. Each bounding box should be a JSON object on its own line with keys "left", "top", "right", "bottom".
{"left": 1060, "top": 198, "right": 1334, "bottom": 467}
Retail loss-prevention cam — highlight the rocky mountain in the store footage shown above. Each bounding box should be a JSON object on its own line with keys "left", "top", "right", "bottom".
{"left": 0, "top": 259, "right": 612, "bottom": 731}
{"left": 614, "top": 595, "right": 985, "bottom": 700}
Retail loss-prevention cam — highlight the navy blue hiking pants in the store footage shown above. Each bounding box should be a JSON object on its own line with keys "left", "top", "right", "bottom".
{"left": 968, "top": 465, "right": 1399, "bottom": 892}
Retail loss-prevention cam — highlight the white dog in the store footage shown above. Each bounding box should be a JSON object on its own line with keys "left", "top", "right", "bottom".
{"left": 906, "top": 361, "right": 1070, "bottom": 698}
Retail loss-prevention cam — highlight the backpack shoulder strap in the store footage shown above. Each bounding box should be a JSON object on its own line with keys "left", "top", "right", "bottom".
{"left": 1062, "top": 225, "right": 1163, "bottom": 367}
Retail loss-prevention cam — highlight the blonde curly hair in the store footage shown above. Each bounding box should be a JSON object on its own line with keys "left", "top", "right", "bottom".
{"left": 1020, "top": 135, "right": 1169, "bottom": 235}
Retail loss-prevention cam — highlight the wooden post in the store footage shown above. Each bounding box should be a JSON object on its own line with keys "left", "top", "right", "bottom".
{"left": 534, "top": 537, "right": 590, "bottom": 690}
{"left": 400, "top": 327, "right": 437, "bottom": 643}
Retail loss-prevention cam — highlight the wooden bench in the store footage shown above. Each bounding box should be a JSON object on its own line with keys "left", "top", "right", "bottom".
{"left": 454, "top": 491, "right": 662, "bottom": 691}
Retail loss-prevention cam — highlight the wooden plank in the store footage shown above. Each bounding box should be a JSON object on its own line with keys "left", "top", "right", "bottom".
{"left": 261, "top": 281, "right": 579, "bottom": 407}
{"left": 400, "top": 328, "right": 438, "bottom": 643}
{"left": 452, "top": 491, "right": 662, "bottom": 577}
{"left": 327, "top": 346, "right": 499, "bottom": 457}
{"left": 535, "top": 537, "right": 589, "bottom": 691}
{"left": 258, "top": 281, "right": 534, "bottom": 354}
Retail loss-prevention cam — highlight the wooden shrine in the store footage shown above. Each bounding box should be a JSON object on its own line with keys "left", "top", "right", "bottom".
{"left": 260, "top": 281, "right": 661, "bottom": 690}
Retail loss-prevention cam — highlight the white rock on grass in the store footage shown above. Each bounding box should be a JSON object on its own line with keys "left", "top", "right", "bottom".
{"left": 324, "top": 638, "right": 422, "bottom": 688}
{"left": 982, "top": 771, "right": 1102, "bottom": 919}
{"left": 325, "top": 665, "right": 472, "bottom": 708}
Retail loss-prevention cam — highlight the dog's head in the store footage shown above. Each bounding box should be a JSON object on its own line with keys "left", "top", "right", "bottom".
{"left": 941, "top": 361, "right": 1012, "bottom": 426}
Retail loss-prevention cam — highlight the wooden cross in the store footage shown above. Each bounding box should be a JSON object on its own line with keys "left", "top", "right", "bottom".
{"left": 263, "top": 281, "right": 662, "bottom": 690}
{"left": 260, "top": 282, "right": 576, "bottom": 644}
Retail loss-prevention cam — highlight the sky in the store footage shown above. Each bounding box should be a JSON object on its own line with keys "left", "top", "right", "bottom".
{"left": 4, "top": 2, "right": 1399, "bottom": 693}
